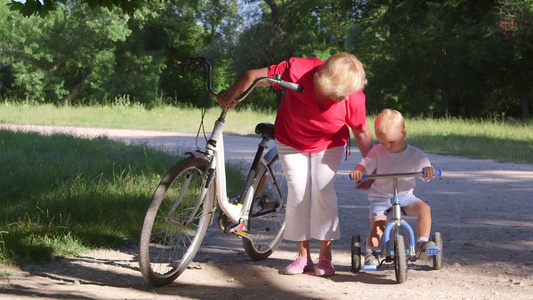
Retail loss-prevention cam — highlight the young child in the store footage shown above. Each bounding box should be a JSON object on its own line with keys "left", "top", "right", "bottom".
{"left": 350, "top": 108, "right": 436, "bottom": 266}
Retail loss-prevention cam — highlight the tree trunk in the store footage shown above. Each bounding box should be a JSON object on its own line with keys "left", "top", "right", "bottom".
{"left": 520, "top": 93, "right": 530, "bottom": 120}
{"left": 61, "top": 71, "right": 90, "bottom": 106}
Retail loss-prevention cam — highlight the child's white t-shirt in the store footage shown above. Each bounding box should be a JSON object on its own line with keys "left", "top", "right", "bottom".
{"left": 358, "top": 144, "right": 432, "bottom": 200}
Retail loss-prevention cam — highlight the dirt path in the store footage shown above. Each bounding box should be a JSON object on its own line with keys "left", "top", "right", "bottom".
{"left": 1, "top": 124, "right": 532, "bottom": 300}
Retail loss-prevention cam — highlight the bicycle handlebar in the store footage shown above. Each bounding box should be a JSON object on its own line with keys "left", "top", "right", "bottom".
{"left": 177, "top": 57, "right": 304, "bottom": 103}
{"left": 348, "top": 169, "right": 442, "bottom": 182}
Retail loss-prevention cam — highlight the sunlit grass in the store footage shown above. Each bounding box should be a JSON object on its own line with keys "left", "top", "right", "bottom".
{"left": 0, "top": 102, "right": 276, "bottom": 136}
{"left": 1, "top": 102, "right": 531, "bottom": 163}
{"left": 404, "top": 117, "right": 532, "bottom": 164}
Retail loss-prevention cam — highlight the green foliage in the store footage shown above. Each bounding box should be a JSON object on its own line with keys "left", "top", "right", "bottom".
{"left": 349, "top": 0, "right": 532, "bottom": 119}
{"left": 2, "top": 0, "right": 532, "bottom": 118}
{"left": 7, "top": 0, "right": 145, "bottom": 17}
{"left": 2, "top": 1, "right": 131, "bottom": 104}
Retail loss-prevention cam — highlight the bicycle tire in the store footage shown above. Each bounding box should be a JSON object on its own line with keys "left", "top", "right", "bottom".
{"left": 394, "top": 233, "right": 408, "bottom": 283}
{"left": 242, "top": 147, "right": 286, "bottom": 260}
{"left": 433, "top": 232, "right": 443, "bottom": 270}
{"left": 138, "top": 157, "right": 213, "bottom": 286}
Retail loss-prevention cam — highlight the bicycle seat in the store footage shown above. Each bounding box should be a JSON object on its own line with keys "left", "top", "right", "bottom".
{"left": 255, "top": 123, "right": 275, "bottom": 140}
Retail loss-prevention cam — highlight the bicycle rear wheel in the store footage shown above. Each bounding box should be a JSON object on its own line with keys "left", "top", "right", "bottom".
{"left": 138, "top": 157, "right": 213, "bottom": 286}
{"left": 242, "top": 147, "right": 287, "bottom": 260}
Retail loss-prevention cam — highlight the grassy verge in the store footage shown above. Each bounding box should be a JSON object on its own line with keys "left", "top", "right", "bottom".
{"left": 1, "top": 102, "right": 531, "bottom": 163}
{"left": 405, "top": 117, "right": 532, "bottom": 164}
{"left": 0, "top": 102, "right": 276, "bottom": 136}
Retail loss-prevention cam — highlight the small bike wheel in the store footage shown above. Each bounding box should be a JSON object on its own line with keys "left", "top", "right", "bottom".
{"left": 432, "top": 232, "right": 443, "bottom": 270}
{"left": 394, "top": 234, "right": 408, "bottom": 283}
{"left": 351, "top": 235, "right": 362, "bottom": 273}
{"left": 243, "top": 147, "right": 287, "bottom": 260}
{"left": 138, "top": 157, "right": 213, "bottom": 286}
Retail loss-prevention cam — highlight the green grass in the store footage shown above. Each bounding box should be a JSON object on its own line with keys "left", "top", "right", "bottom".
{"left": 0, "top": 130, "right": 178, "bottom": 264}
{"left": 0, "top": 102, "right": 276, "bottom": 136}
{"left": 404, "top": 117, "right": 533, "bottom": 164}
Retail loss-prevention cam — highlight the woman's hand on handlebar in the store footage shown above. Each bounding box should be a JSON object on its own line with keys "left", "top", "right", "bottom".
{"left": 217, "top": 89, "right": 237, "bottom": 108}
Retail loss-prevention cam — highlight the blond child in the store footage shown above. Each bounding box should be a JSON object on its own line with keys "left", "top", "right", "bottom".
{"left": 350, "top": 109, "right": 436, "bottom": 266}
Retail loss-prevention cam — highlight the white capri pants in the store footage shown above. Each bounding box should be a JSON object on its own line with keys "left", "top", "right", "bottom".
{"left": 276, "top": 142, "right": 344, "bottom": 242}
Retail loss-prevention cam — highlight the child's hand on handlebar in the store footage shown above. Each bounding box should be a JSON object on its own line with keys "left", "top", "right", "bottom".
{"left": 217, "top": 89, "right": 237, "bottom": 108}
{"left": 350, "top": 164, "right": 373, "bottom": 189}
{"left": 350, "top": 169, "right": 364, "bottom": 182}
{"left": 423, "top": 166, "right": 435, "bottom": 181}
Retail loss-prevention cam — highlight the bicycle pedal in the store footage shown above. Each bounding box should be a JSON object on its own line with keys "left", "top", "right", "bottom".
{"left": 229, "top": 223, "right": 245, "bottom": 235}
{"left": 425, "top": 246, "right": 441, "bottom": 256}
{"left": 229, "top": 223, "right": 253, "bottom": 240}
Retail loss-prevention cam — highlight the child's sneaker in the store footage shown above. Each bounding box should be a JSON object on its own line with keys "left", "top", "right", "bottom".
{"left": 364, "top": 251, "right": 379, "bottom": 267}
{"left": 284, "top": 255, "right": 314, "bottom": 275}
{"left": 416, "top": 240, "right": 437, "bottom": 260}
{"left": 315, "top": 256, "right": 335, "bottom": 276}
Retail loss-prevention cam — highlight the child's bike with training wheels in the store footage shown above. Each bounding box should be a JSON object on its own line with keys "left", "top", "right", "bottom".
{"left": 138, "top": 57, "right": 304, "bottom": 287}
{"left": 350, "top": 170, "right": 443, "bottom": 283}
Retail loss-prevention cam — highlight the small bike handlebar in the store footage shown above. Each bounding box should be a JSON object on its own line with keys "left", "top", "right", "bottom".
{"left": 348, "top": 169, "right": 442, "bottom": 182}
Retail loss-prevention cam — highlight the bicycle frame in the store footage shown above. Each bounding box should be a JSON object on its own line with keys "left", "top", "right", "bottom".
{"left": 181, "top": 57, "right": 303, "bottom": 226}
{"left": 380, "top": 177, "right": 417, "bottom": 261}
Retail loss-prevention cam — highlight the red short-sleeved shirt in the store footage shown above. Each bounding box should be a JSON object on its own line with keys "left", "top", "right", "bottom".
{"left": 268, "top": 57, "right": 367, "bottom": 153}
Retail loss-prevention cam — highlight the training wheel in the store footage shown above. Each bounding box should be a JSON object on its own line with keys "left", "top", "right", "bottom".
{"left": 351, "top": 235, "right": 361, "bottom": 273}
{"left": 432, "top": 232, "right": 443, "bottom": 270}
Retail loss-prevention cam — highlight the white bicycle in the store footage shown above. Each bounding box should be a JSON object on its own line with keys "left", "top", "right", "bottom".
{"left": 138, "top": 57, "right": 304, "bottom": 286}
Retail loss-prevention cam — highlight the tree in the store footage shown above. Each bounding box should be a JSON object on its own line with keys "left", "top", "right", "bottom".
{"left": 2, "top": 0, "right": 240, "bottom": 107}
{"left": 8, "top": 0, "right": 144, "bottom": 17}
{"left": 1, "top": 1, "right": 131, "bottom": 104}
{"left": 349, "top": 0, "right": 532, "bottom": 119}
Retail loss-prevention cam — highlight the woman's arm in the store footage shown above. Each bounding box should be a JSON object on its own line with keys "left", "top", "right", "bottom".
{"left": 352, "top": 123, "right": 373, "bottom": 158}
{"left": 217, "top": 68, "right": 269, "bottom": 107}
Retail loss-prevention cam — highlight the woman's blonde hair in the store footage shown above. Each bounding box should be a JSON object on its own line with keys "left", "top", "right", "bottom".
{"left": 314, "top": 52, "right": 367, "bottom": 101}
{"left": 375, "top": 108, "right": 405, "bottom": 134}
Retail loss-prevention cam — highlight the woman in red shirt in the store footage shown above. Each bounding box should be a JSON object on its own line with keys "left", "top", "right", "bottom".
{"left": 217, "top": 53, "right": 372, "bottom": 276}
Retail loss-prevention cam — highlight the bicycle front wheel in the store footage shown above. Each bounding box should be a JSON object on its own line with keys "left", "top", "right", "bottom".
{"left": 138, "top": 157, "right": 213, "bottom": 287}
{"left": 394, "top": 233, "right": 408, "bottom": 283}
{"left": 243, "top": 147, "right": 287, "bottom": 260}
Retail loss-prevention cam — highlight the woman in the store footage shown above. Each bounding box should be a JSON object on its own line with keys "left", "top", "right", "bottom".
{"left": 217, "top": 53, "right": 372, "bottom": 276}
